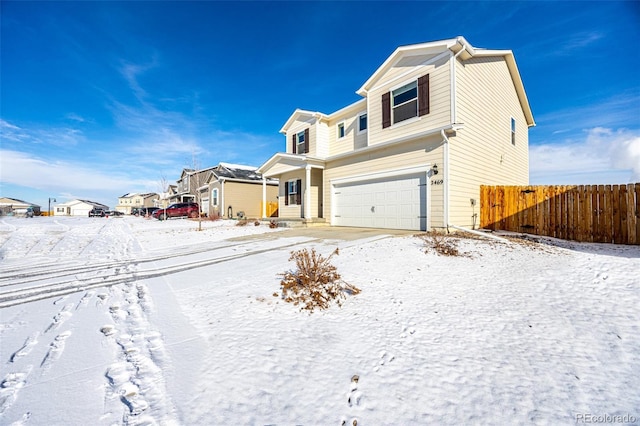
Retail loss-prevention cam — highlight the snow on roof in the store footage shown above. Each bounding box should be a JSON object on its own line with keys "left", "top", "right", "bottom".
{"left": 219, "top": 162, "right": 257, "bottom": 171}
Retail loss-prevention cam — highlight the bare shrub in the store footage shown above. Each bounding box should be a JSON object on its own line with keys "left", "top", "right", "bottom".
{"left": 236, "top": 219, "right": 248, "bottom": 226}
{"left": 269, "top": 220, "right": 278, "bottom": 229}
{"left": 280, "top": 248, "right": 360, "bottom": 312}
{"left": 420, "top": 231, "right": 462, "bottom": 256}
{"left": 254, "top": 220, "right": 260, "bottom": 226}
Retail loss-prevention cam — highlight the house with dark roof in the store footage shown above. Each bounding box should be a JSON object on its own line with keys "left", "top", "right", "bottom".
{"left": 203, "top": 163, "right": 278, "bottom": 218}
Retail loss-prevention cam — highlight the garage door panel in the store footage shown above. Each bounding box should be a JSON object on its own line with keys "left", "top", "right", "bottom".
{"left": 334, "top": 173, "right": 426, "bottom": 231}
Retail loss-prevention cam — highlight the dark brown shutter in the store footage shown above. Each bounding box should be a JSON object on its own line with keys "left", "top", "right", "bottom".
{"left": 296, "top": 179, "right": 302, "bottom": 205}
{"left": 382, "top": 92, "right": 391, "bottom": 128}
{"left": 418, "top": 74, "right": 430, "bottom": 116}
{"left": 292, "top": 133, "right": 297, "bottom": 154}
{"left": 284, "top": 183, "right": 289, "bottom": 205}
{"left": 304, "top": 128, "right": 309, "bottom": 154}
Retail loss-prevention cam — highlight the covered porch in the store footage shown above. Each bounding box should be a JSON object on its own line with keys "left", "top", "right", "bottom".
{"left": 258, "top": 153, "right": 325, "bottom": 221}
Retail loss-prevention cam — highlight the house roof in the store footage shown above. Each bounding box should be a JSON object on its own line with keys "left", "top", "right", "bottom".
{"left": 209, "top": 163, "right": 278, "bottom": 184}
{"left": 279, "top": 109, "right": 329, "bottom": 134}
{"left": 0, "top": 197, "right": 41, "bottom": 207}
{"left": 57, "top": 199, "right": 109, "bottom": 208}
{"left": 357, "top": 36, "right": 535, "bottom": 127}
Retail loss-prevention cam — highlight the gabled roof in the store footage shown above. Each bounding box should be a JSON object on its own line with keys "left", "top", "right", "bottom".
{"left": 0, "top": 197, "right": 40, "bottom": 207}
{"left": 208, "top": 162, "right": 278, "bottom": 184}
{"left": 280, "top": 109, "right": 330, "bottom": 134}
{"left": 357, "top": 36, "right": 534, "bottom": 127}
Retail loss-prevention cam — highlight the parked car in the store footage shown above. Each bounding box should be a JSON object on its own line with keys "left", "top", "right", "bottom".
{"left": 26, "top": 207, "right": 35, "bottom": 218}
{"left": 88, "top": 208, "right": 106, "bottom": 217}
{"left": 132, "top": 207, "right": 160, "bottom": 217}
{"left": 152, "top": 203, "right": 199, "bottom": 220}
{"left": 105, "top": 210, "right": 124, "bottom": 217}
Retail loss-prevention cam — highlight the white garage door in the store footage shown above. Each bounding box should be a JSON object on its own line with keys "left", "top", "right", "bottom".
{"left": 333, "top": 173, "right": 426, "bottom": 230}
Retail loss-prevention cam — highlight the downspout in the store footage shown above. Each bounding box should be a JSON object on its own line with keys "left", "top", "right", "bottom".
{"left": 441, "top": 40, "right": 467, "bottom": 233}
{"left": 220, "top": 178, "right": 225, "bottom": 218}
{"left": 440, "top": 129, "right": 451, "bottom": 233}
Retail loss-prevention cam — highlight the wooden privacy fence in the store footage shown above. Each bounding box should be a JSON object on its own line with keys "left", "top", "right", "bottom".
{"left": 480, "top": 184, "right": 640, "bottom": 245}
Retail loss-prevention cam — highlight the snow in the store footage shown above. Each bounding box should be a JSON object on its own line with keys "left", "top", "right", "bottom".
{"left": 1, "top": 216, "right": 639, "bottom": 425}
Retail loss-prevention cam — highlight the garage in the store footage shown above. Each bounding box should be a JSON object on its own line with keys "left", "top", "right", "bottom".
{"left": 332, "top": 173, "right": 427, "bottom": 230}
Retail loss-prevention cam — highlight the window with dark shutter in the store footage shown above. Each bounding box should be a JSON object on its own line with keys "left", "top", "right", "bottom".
{"left": 418, "top": 74, "right": 430, "bottom": 116}
{"left": 382, "top": 92, "right": 391, "bottom": 128}
{"left": 292, "top": 133, "right": 297, "bottom": 154}
{"left": 296, "top": 179, "right": 302, "bottom": 205}
{"left": 304, "top": 129, "right": 309, "bottom": 154}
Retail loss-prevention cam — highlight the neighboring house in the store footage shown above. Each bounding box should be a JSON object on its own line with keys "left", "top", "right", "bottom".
{"left": 54, "top": 200, "right": 109, "bottom": 216}
{"left": 0, "top": 197, "right": 41, "bottom": 216}
{"left": 258, "top": 36, "right": 535, "bottom": 231}
{"left": 203, "top": 163, "right": 278, "bottom": 218}
{"left": 115, "top": 193, "right": 159, "bottom": 214}
{"left": 169, "top": 167, "right": 216, "bottom": 205}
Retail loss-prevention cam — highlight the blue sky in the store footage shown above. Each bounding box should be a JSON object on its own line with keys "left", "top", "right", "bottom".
{"left": 1, "top": 1, "right": 639, "bottom": 210}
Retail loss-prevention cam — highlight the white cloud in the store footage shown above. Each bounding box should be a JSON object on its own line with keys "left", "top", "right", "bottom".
{"left": 530, "top": 127, "right": 640, "bottom": 184}
{"left": 0, "top": 150, "right": 145, "bottom": 192}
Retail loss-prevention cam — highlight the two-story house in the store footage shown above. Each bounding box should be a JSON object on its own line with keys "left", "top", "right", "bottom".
{"left": 170, "top": 167, "right": 216, "bottom": 205}
{"left": 258, "top": 37, "right": 535, "bottom": 231}
{"left": 115, "top": 192, "right": 159, "bottom": 214}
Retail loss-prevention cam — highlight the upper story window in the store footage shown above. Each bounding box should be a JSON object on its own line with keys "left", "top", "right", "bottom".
{"left": 511, "top": 117, "right": 516, "bottom": 145}
{"left": 338, "top": 122, "right": 345, "bottom": 139}
{"left": 393, "top": 81, "right": 418, "bottom": 123}
{"left": 292, "top": 129, "right": 309, "bottom": 154}
{"left": 358, "top": 113, "right": 367, "bottom": 133}
{"left": 382, "top": 74, "right": 430, "bottom": 128}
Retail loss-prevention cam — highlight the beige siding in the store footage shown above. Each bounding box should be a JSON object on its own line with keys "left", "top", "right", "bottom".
{"left": 285, "top": 117, "right": 329, "bottom": 157}
{"left": 449, "top": 56, "right": 530, "bottom": 228}
{"left": 324, "top": 136, "right": 445, "bottom": 228}
{"left": 278, "top": 171, "right": 305, "bottom": 218}
{"left": 327, "top": 109, "right": 368, "bottom": 157}
{"left": 222, "top": 181, "right": 277, "bottom": 219}
{"left": 311, "top": 168, "right": 323, "bottom": 218}
{"left": 367, "top": 53, "right": 451, "bottom": 147}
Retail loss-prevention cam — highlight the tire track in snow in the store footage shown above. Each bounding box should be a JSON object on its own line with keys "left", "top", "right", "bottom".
{"left": 0, "top": 238, "right": 320, "bottom": 308}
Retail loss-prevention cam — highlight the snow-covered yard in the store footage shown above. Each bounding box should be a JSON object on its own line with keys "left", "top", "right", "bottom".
{"left": 0, "top": 216, "right": 638, "bottom": 425}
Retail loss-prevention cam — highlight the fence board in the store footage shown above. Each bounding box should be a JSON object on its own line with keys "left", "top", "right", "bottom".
{"left": 480, "top": 184, "right": 639, "bottom": 245}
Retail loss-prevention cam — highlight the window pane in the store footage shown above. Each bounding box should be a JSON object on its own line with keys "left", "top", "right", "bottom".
{"left": 359, "top": 114, "right": 367, "bottom": 131}
{"left": 393, "top": 81, "right": 417, "bottom": 106}
{"left": 298, "top": 132, "right": 305, "bottom": 143}
{"left": 338, "top": 124, "right": 344, "bottom": 138}
{"left": 393, "top": 99, "right": 418, "bottom": 123}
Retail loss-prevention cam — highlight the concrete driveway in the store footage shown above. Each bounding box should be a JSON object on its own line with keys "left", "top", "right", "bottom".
{"left": 228, "top": 225, "right": 417, "bottom": 242}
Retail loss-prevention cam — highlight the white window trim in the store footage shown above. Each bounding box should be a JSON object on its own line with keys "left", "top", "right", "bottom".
{"left": 296, "top": 130, "right": 306, "bottom": 153}
{"left": 287, "top": 180, "right": 299, "bottom": 205}
{"left": 357, "top": 112, "right": 368, "bottom": 135}
{"left": 337, "top": 122, "right": 346, "bottom": 139}
{"left": 391, "top": 80, "right": 418, "bottom": 125}
{"left": 211, "top": 188, "right": 219, "bottom": 206}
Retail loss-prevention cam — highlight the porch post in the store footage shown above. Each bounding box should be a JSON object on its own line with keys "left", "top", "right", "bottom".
{"left": 262, "top": 177, "right": 267, "bottom": 219}
{"left": 305, "top": 165, "right": 311, "bottom": 220}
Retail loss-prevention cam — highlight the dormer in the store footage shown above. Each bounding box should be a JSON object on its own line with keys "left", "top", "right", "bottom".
{"left": 279, "top": 109, "right": 329, "bottom": 158}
